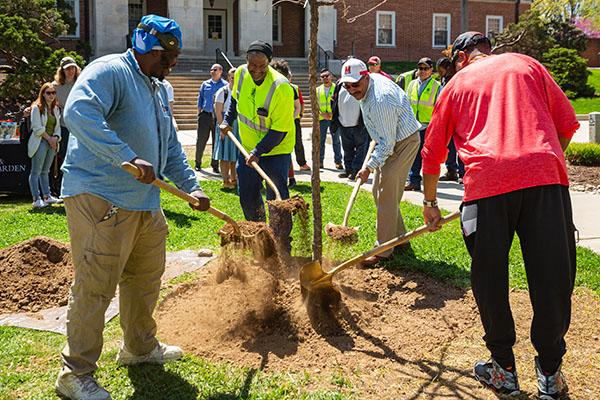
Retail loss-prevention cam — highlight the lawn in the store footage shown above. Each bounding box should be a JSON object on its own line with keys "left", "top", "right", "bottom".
{"left": 571, "top": 69, "right": 600, "bottom": 114}
{"left": 1, "top": 181, "right": 599, "bottom": 399}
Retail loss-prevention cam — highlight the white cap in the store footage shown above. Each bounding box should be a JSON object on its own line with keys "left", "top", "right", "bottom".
{"left": 339, "top": 58, "right": 369, "bottom": 83}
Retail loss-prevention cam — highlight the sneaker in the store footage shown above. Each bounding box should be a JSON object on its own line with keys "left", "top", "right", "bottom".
{"left": 348, "top": 173, "right": 357, "bottom": 182}
{"left": 55, "top": 369, "right": 111, "bottom": 400}
{"left": 473, "top": 359, "right": 520, "bottom": 396}
{"left": 288, "top": 178, "right": 296, "bottom": 188}
{"left": 32, "top": 198, "right": 47, "bottom": 208}
{"left": 335, "top": 163, "right": 344, "bottom": 170}
{"left": 116, "top": 342, "right": 183, "bottom": 366}
{"left": 535, "top": 357, "right": 568, "bottom": 400}
{"left": 299, "top": 164, "right": 311, "bottom": 171}
{"left": 439, "top": 170, "right": 459, "bottom": 181}
{"left": 404, "top": 183, "right": 421, "bottom": 192}
{"left": 338, "top": 172, "right": 350, "bottom": 178}
{"left": 44, "top": 195, "right": 63, "bottom": 205}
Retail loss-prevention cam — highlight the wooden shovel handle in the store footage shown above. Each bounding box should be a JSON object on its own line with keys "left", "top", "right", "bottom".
{"left": 120, "top": 162, "right": 241, "bottom": 235}
{"left": 225, "top": 130, "right": 282, "bottom": 201}
{"left": 342, "top": 140, "right": 376, "bottom": 226}
{"left": 330, "top": 211, "right": 461, "bottom": 276}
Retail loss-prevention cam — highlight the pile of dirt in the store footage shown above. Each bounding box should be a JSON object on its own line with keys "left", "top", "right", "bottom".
{"left": 325, "top": 223, "right": 358, "bottom": 243}
{"left": 157, "top": 256, "right": 600, "bottom": 398}
{"left": 0, "top": 237, "right": 73, "bottom": 313}
{"left": 568, "top": 164, "right": 600, "bottom": 193}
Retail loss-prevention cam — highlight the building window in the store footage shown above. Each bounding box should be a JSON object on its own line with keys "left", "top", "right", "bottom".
{"left": 376, "top": 11, "right": 395, "bottom": 47}
{"left": 128, "top": 0, "right": 146, "bottom": 35}
{"left": 58, "top": 0, "right": 80, "bottom": 38}
{"left": 272, "top": 6, "right": 282, "bottom": 45}
{"left": 432, "top": 13, "right": 451, "bottom": 48}
{"left": 486, "top": 15, "right": 504, "bottom": 37}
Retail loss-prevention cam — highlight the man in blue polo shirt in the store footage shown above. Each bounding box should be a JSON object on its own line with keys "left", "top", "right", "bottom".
{"left": 196, "top": 63, "right": 226, "bottom": 173}
{"left": 56, "top": 15, "right": 210, "bottom": 400}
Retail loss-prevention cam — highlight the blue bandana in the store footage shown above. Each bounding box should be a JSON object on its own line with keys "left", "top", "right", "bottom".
{"left": 131, "top": 14, "right": 183, "bottom": 54}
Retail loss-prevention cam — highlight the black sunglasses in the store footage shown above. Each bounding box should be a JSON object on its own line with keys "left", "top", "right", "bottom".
{"left": 418, "top": 66, "right": 431, "bottom": 71}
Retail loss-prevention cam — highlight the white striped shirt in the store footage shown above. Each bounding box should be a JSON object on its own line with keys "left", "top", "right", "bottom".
{"left": 360, "top": 73, "right": 421, "bottom": 170}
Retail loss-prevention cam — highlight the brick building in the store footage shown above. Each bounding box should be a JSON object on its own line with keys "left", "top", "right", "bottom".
{"left": 58, "top": 0, "right": 538, "bottom": 65}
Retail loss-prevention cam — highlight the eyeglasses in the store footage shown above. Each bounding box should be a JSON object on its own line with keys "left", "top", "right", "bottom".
{"left": 320, "top": 74, "right": 330, "bottom": 79}
{"left": 210, "top": 68, "right": 220, "bottom": 72}
{"left": 343, "top": 76, "right": 364, "bottom": 89}
{"left": 45, "top": 91, "right": 56, "bottom": 95}
{"left": 368, "top": 63, "right": 379, "bottom": 66}
{"left": 418, "top": 66, "right": 432, "bottom": 71}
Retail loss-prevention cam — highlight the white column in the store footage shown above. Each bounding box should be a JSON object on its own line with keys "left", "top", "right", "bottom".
{"left": 238, "top": 0, "right": 272, "bottom": 53}
{"left": 93, "top": 0, "right": 129, "bottom": 57}
{"left": 169, "top": 0, "right": 204, "bottom": 55}
{"left": 304, "top": 4, "right": 336, "bottom": 55}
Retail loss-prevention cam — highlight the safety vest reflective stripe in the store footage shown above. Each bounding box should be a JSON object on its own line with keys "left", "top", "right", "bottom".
{"left": 407, "top": 78, "right": 440, "bottom": 122}
{"left": 317, "top": 84, "right": 335, "bottom": 113}
{"left": 236, "top": 67, "right": 246, "bottom": 99}
{"left": 238, "top": 113, "right": 267, "bottom": 133}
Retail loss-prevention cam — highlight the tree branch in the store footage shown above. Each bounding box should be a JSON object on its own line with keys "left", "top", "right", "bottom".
{"left": 492, "top": 28, "right": 527, "bottom": 53}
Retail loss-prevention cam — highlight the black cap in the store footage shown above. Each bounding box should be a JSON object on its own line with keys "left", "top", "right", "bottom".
{"left": 451, "top": 31, "right": 491, "bottom": 59}
{"left": 417, "top": 57, "right": 433, "bottom": 68}
{"left": 247, "top": 40, "right": 273, "bottom": 61}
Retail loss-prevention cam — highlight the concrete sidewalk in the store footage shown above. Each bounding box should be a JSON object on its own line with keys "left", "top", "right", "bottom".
{"left": 178, "top": 125, "right": 600, "bottom": 254}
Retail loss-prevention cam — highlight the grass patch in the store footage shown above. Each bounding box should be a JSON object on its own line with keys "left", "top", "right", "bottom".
{"left": 570, "top": 69, "right": 600, "bottom": 114}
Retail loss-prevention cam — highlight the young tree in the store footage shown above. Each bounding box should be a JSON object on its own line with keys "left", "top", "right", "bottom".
{"left": 0, "top": 0, "right": 84, "bottom": 114}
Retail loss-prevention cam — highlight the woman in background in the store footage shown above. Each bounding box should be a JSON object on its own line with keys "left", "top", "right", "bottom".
{"left": 213, "top": 67, "right": 240, "bottom": 189}
{"left": 28, "top": 82, "right": 62, "bottom": 208}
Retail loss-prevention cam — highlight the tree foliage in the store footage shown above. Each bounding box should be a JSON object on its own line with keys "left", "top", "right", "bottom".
{"left": 0, "top": 0, "right": 84, "bottom": 114}
{"left": 532, "top": 0, "right": 600, "bottom": 29}
{"left": 542, "top": 47, "right": 594, "bottom": 98}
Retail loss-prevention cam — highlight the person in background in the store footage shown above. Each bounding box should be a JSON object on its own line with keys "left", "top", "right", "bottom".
{"left": 162, "top": 78, "right": 178, "bottom": 130}
{"left": 396, "top": 68, "right": 417, "bottom": 92}
{"left": 436, "top": 56, "right": 464, "bottom": 183}
{"left": 213, "top": 67, "right": 239, "bottom": 189}
{"left": 317, "top": 68, "right": 343, "bottom": 170}
{"left": 340, "top": 58, "right": 420, "bottom": 265}
{"left": 290, "top": 70, "right": 310, "bottom": 172}
{"left": 50, "top": 56, "right": 81, "bottom": 197}
{"left": 422, "top": 31, "right": 577, "bottom": 400}
{"left": 196, "top": 63, "right": 226, "bottom": 173}
{"left": 56, "top": 15, "right": 209, "bottom": 400}
{"left": 28, "top": 82, "right": 62, "bottom": 208}
{"left": 367, "top": 56, "right": 392, "bottom": 80}
{"left": 405, "top": 57, "right": 441, "bottom": 192}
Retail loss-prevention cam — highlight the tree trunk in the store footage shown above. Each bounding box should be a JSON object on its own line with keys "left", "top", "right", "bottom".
{"left": 308, "top": 0, "right": 322, "bottom": 262}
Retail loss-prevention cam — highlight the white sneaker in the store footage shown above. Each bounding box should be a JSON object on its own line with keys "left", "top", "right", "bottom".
{"left": 55, "top": 369, "right": 111, "bottom": 400}
{"left": 32, "top": 198, "right": 47, "bottom": 208}
{"left": 44, "top": 195, "right": 63, "bottom": 205}
{"left": 116, "top": 342, "right": 183, "bottom": 365}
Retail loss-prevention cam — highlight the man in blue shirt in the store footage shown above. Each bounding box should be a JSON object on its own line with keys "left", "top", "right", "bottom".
{"left": 196, "top": 63, "right": 227, "bottom": 173}
{"left": 56, "top": 15, "right": 210, "bottom": 400}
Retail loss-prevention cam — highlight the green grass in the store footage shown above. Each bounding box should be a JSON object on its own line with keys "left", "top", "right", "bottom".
{"left": 571, "top": 69, "right": 600, "bottom": 114}
{"left": 2, "top": 181, "right": 600, "bottom": 398}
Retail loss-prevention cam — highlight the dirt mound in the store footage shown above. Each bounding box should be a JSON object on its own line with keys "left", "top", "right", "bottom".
{"left": 157, "top": 257, "right": 600, "bottom": 399}
{"left": 0, "top": 237, "right": 73, "bottom": 313}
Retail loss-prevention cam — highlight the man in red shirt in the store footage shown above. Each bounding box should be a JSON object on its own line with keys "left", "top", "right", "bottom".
{"left": 422, "top": 32, "right": 578, "bottom": 399}
{"left": 367, "top": 56, "right": 393, "bottom": 80}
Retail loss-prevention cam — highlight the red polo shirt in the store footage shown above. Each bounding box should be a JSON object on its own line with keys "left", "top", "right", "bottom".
{"left": 422, "top": 53, "right": 579, "bottom": 202}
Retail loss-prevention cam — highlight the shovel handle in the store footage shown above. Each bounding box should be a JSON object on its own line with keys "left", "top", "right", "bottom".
{"left": 330, "top": 210, "right": 461, "bottom": 276}
{"left": 225, "top": 130, "right": 282, "bottom": 201}
{"left": 120, "top": 162, "right": 241, "bottom": 235}
{"left": 342, "top": 140, "right": 376, "bottom": 226}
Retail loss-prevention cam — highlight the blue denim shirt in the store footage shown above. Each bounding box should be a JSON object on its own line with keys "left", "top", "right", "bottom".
{"left": 61, "top": 50, "right": 200, "bottom": 211}
{"left": 197, "top": 78, "right": 227, "bottom": 113}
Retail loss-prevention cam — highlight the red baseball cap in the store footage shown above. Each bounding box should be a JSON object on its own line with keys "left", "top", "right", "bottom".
{"left": 367, "top": 56, "right": 381, "bottom": 65}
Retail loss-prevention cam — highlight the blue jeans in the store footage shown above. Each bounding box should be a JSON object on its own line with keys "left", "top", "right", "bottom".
{"left": 319, "top": 119, "right": 342, "bottom": 165}
{"left": 29, "top": 139, "right": 56, "bottom": 199}
{"left": 236, "top": 153, "right": 292, "bottom": 251}
{"left": 408, "top": 128, "right": 426, "bottom": 186}
{"left": 446, "top": 139, "right": 465, "bottom": 176}
{"left": 339, "top": 125, "right": 369, "bottom": 174}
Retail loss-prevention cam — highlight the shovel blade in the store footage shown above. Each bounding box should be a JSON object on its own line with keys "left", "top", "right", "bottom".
{"left": 299, "top": 260, "right": 335, "bottom": 291}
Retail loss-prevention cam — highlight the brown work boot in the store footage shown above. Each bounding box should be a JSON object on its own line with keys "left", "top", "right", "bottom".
{"left": 404, "top": 183, "right": 421, "bottom": 192}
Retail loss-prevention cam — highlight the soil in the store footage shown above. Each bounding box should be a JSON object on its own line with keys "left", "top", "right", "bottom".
{"left": 0, "top": 237, "right": 73, "bottom": 313}
{"left": 568, "top": 164, "right": 600, "bottom": 193}
{"left": 157, "top": 256, "right": 600, "bottom": 399}
{"left": 325, "top": 223, "right": 358, "bottom": 243}
{"left": 219, "top": 221, "right": 278, "bottom": 260}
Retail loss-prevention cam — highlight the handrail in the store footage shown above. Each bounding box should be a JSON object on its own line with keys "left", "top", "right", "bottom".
{"left": 215, "top": 48, "right": 234, "bottom": 70}
{"left": 317, "top": 43, "right": 329, "bottom": 72}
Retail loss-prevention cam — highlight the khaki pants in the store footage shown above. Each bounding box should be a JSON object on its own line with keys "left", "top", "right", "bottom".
{"left": 372, "top": 133, "right": 420, "bottom": 257}
{"left": 61, "top": 193, "right": 168, "bottom": 376}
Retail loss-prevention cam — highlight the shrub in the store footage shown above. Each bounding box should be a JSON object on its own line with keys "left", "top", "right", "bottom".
{"left": 542, "top": 47, "right": 595, "bottom": 99}
{"left": 565, "top": 142, "right": 600, "bottom": 166}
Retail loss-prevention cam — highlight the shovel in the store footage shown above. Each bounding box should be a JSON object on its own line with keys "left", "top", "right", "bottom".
{"left": 301, "top": 211, "right": 460, "bottom": 300}
{"left": 326, "top": 140, "right": 376, "bottom": 242}
{"left": 120, "top": 162, "right": 241, "bottom": 236}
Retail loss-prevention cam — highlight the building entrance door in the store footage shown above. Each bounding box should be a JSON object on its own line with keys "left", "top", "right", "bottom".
{"left": 204, "top": 10, "right": 226, "bottom": 54}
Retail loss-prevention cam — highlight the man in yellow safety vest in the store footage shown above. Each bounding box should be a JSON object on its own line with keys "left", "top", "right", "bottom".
{"left": 405, "top": 57, "right": 441, "bottom": 191}
{"left": 396, "top": 69, "right": 417, "bottom": 92}
{"left": 317, "top": 68, "right": 343, "bottom": 170}
{"left": 219, "top": 40, "right": 295, "bottom": 251}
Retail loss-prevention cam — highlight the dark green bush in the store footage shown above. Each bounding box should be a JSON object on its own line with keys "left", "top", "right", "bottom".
{"left": 542, "top": 47, "right": 595, "bottom": 99}
{"left": 565, "top": 142, "right": 600, "bottom": 166}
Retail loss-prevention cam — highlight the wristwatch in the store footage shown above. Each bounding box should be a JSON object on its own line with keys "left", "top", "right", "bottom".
{"left": 423, "top": 199, "right": 438, "bottom": 208}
